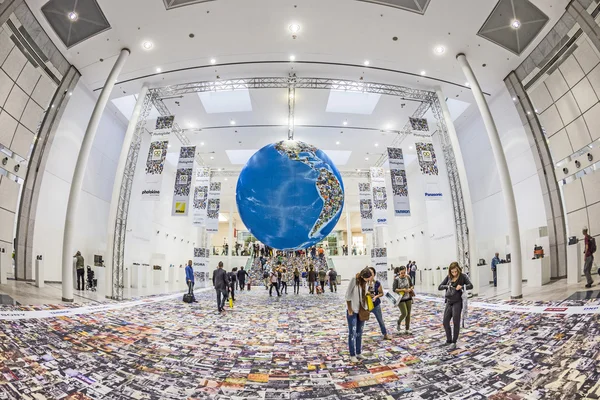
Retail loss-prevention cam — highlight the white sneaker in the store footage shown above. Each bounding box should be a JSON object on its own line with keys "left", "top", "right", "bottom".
{"left": 349, "top": 356, "right": 359, "bottom": 363}
{"left": 448, "top": 343, "right": 457, "bottom": 350}
{"left": 405, "top": 329, "right": 412, "bottom": 335}
{"left": 356, "top": 354, "right": 366, "bottom": 360}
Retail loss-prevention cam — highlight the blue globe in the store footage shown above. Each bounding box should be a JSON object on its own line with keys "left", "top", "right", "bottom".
{"left": 236, "top": 140, "right": 345, "bottom": 250}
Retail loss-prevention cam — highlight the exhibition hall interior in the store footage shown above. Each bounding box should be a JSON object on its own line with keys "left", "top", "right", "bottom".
{"left": 1, "top": 0, "right": 600, "bottom": 398}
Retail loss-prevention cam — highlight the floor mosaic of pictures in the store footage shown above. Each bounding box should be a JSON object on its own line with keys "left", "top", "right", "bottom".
{"left": 1, "top": 285, "right": 599, "bottom": 399}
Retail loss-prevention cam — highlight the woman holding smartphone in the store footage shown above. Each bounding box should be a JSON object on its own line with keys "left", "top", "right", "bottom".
{"left": 368, "top": 267, "right": 392, "bottom": 340}
{"left": 345, "top": 268, "right": 374, "bottom": 363}
{"left": 392, "top": 266, "right": 414, "bottom": 335}
{"left": 438, "top": 262, "right": 473, "bottom": 350}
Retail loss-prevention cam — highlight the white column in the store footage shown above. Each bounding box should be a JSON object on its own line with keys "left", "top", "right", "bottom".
{"left": 105, "top": 84, "right": 149, "bottom": 299}
{"left": 457, "top": 53, "right": 523, "bottom": 299}
{"left": 227, "top": 202, "right": 234, "bottom": 270}
{"left": 346, "top": 210, "right": 352, "bottom": 259}
{"left": 61, "top": 48, "right": 130, "bottom": 302}
{"left": 435, "top": 87, "right": 479, "bottom": 296}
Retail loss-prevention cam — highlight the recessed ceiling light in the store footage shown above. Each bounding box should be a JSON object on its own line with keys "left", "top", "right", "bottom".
{"left": 364, "top": 60, "right": 370, "bottom": 66}
{"left": 200, "top": 142, "right": 205, "bottom": 146}
{"left": 375, "top": 143, "right": 379, "bottom": 147}
{"left": 289, "top": 55, "right": 296, "bottom": 61}
{"left": 156, "top": 67, "right": 162, "bottom": 73}
{"left": 511, "top": 19, "right": 521, "bottom": 29}
{"left": 168, "top": 144, "right": 171, "bottom": 148}
{"left": 68, "top": 92, "right": 72, "bottom": 96}
{"left": 420, "top": 70, "right": 426, "bottom": 76}
{"left": 465, "top": 82, "right": 470, "bottom": 87}
{"left": 224, "top": 178, "right": 228, "bottom": 181}
{"left": 409, "top": 146, "right": 413, "bottom": 150}
{"left": 210, "top": 156, "right": 215, "bottom": 160}
{"left": 343, "top": 120, "right": 348, "bottom": 126}
{"left": 336, "top": 141, "right": 340, "bottom": 145}
{"left": 385, "top": 124, "right": 392, "bottom": 130}
{"left": 434, "top": 46, "right": 445, "bottom": 55}
{"left": 512, "top": 97, "right": 517, "bottom": 101}
{"left": 289, "top": 23, "right": 301, "bottom": 34}
{"left": 142, "top": 41, "right": 153, "bottom": 50}
{"left": 527, "top": 111, "right": 531, "bottom": 115}
{"left": 230, "top": 120, "right": 236, "bottom": 125}
{"left": 365, "top": 157, "right": 369, "bottom": 161}
{"left": 210, "top": 58, "right": 216, "bottom": 64}
{"left": 68, "top": 11, "right": 78, "bottom": 21}
{"left": 357, "top": 169, "right": 361, "bottom": 172}
{"left": 289, "top": 93, "right": 295, "bottom": 100}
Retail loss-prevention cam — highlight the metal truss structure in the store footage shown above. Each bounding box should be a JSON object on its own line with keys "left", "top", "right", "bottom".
{"left": 288, "top": 74, "right": 296, "bottom": 140}
{"left": 210, "top": 169, "right": 371, "bottom": 179}
{"left": 110, "top": 76, "right": 469, "bottom": 299}
{"left": 111, "top": 92, "right": 155, "bottom": 300}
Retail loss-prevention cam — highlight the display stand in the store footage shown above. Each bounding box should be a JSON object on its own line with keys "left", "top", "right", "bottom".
{"left": 94, "top": 265, "right": 105, "bottom": 294}
{"left": 497, "top": 262, "right": 512, "bottom": 291}
{"left": 152, "top": 267, "right": 162, "bottom": 286}
{"left": 478, "top": 264, "right": 493, "bottom": 288}
{"left": 142, "top": 264, "right": 150, "bottom": 288}
{"left": 131, "top": 263, "right": 142, "bottom": 288}
{"left": 168, "top": 266, "right": 177, "bottom": 287}
{"left": 123, "top": 264, "right": 131, "bottom": 289}
{"left": 524, "top": 257, "right": 551, "bottom": 287}
{"left": 567, "top": 242, "right": 582, "bottom": 284}
{"left": 35, "top": 256, "right": 44, "bottom": 288}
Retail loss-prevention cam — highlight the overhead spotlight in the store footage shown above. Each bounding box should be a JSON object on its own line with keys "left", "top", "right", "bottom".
{"left": 512, "top": 97, "right": 517, "bottom": 101}
{"left": 68, "top": 11, "right": 78, "bottom": 21}
{"left": 343, "top": 120, "right": 348, "bottom": 126}
{"left": 289, "top": 23, "right": 301, "bottom": 34}
{"left": 434, "top": 46, "right": 445, "bottom": 55}
{"left": 210, "top": 58, "right": 216, "bottom": 64}
{"left": 289, "top": 93, "right": 295, "bottom": 100}
{"left": 156, "top": 67, "right": 162, "bottom": 73}
{"left": 364, "top": 60, "right": 370, "bottom": 66}
{"left": 210, "top": 156, "right": 215, "bottom": 160}
{"left": 365, "top": 157, "right": 369, "bottom": 161}
{"left": 336, "top": 141, "right": 340, "bottom": 145}
{"left": 409, "top": 146, "right": 413, "bottom": 150}
{"left": 168, "top": 144, "right": 171, "bottom": 148}
{"left": 356, "top": 169, "right": 361, "bottom": 172}
{"left": 420, "top": 70, "right": 426, "bottom": 76}
{"left": 142, "top": 41, "right": 154, "bottom": 50}
{"left": 230, "top": 120, "right": 236, "bottom": 125}
{"left": 465, "top": 82, "right": 470, "bottom": 87}
{"left": 224, "top": 178, "right": 228, "bottom": 181}
{"left": 527, "top": 111, "right": 531, "bottom": 115}
{"left": 385, "top": 124, "right": 392, "bottom": 130}
{"left": 200, "top": 142, "right": 205, "bottom": 146}
{"left": 511, "top": 19, "right": 521, "bottom": 29}
{"left": 374, "top": 143, "right": 379, "bottom": 147}
{"left": 289, "top": 55, "right": 296, "bottom": 61}
{"left": 69, "top": 92, "right": 72, "bottom": 96}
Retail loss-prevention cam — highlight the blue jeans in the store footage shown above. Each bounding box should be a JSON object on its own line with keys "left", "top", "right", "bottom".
{"left": 370, "top": 304, "right": 387, "bottom": 336}
{"left": 492, "top": 269, "right": 497, "bottom": 286}
{"left": 346, "top": 311, "right": 365, "bottom": 356}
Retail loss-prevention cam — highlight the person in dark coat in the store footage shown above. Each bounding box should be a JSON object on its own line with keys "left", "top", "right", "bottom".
{"left": 212, "top": 262, "right": 229, "bottom": 313}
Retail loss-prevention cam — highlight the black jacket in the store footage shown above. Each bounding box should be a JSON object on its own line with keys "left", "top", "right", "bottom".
{"left": 438, "top": 274, "right": 473, "bottom": 303}
{"left": 237, "top": 269, "right": 248, "bottom": 281}
{"left": 213, "top": 268, "right": 229, "bottom": 290}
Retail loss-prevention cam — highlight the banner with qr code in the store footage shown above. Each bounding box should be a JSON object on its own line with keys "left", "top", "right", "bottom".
{"left": 206, "top": 182, "right": 221, "bottom": 233}
{"left": 192, "top": 167, "right": 211, "bottom": 226}
{"left": 416, "top": 142, "right": 443, "bottom": 201}
{"left": 387, "top": 148, "right": 411, "bottom": 216}
{"left": 171, "top": 146, "right": 195, "bottom": 216}
{"left": 371, "top": 248, "right": 388, "bottom": 286}
{"left": 358, "top": 182, "right": 374, "bottom": 233}
{"left": 370, "top": 167, "right": 388, "bottom": 226}
{"left": 142, "top": 116, "right": 174, "bottom": 201}
{"left": 193, "top": 248, "right": 210, "bottom": 288}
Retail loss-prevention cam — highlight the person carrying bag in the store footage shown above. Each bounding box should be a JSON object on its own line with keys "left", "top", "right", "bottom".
{"left": 392, "top": 266, "right": 414, "bottom": 335}
{"left": 345, "top": 268, "right": 374, "bottom": 363}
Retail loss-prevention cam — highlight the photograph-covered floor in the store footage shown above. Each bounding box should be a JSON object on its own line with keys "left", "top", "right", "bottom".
{"left": 1, "top": 285, "right": 599, "bottom": 400}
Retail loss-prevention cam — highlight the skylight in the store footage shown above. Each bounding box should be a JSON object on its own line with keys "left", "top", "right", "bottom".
{"left": 198, "top": 89, "right": 253, "bottom": 114}
{"left": 326, "top": 90, "right": 381, "bottom": 115}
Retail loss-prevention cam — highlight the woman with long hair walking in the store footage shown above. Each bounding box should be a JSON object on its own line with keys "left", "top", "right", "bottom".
{"left": 345, "top": 267, "right": 374, "bottom": 363}
{"left": 438, "top": 262, "right": 473, "bottom": 349}
{"left": 368, "top": 267, "right": 392, "bottom": 340}
{"left": 393, "top": 266, "right": 414, "bottom": 335}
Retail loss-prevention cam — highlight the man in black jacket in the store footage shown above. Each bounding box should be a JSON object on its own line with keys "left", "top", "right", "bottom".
{"left": 213, "top": 262, "right": 229, "bottom": 313}
{"left": 237, "top": 266, "right": 249, "bottom": 291}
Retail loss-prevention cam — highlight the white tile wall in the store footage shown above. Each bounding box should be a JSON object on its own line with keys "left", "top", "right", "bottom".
{"left": 31, "top": 74, "right": 56, "bottom": 109}
{"left": 586, "top": 202, "right": 600, "bottom": 236}
{"left": 547, "top": 129, "right": 573, "bottom": 161}
{"left": 588, "top": 63, "right": 600, "bottom": 95}
{"left": 565, "top": 116, "right": 592, "bottom": 152}
{"left": 555, "top": 91, "right": 581, "bottom": 125}
{"left": 566, "top": 208, "right": 589, "bottom": 237}
{"left": 0, "top": 110, "right": 18, "bottom": 147}
{"left": 583, "top": 103, "right": 600, "bottom": 141}
{"left": 581, "top": 171, "right": 600, "bottom": 205}
{"left": 539, "top": 104, "right": 564, "bottom": 136}
{"left": 2, "top": 47, "right": 27, "bottom": 81}
{"left": 545, "top": 68, "right": 570, "bottom": 100}
{"left": 574, "top": 39, "right": 600, "bottom": 74}
{"left": 0, "top": 176, "right": 19, "bottom": 213}
{"left": 0, "top": 206, "right": 14, "bottom": 243}
{"left": 529, "top": 83, "right": 554, "bottom": 113}
{"left": 16, "top": 62, "right": 40, "bottom": 95}
{"left": 10, "top": 124, "right": 33, "bottom": 159}
{"left": 0, "top": 29, "right": 13, "bottom": 66}
{"left": 571, "top": 77, "right": 598, "bottom": 113}
{"left": 20, "top": 99, "right": 43, "bottom": 133}
{"left": 0, "top": 69, "right": 12, "bottom": 106}
{"left": 563, "top": 179, "right": 586, "bottom": 213}
{"left": 4, "top": 85, "right": 28, "bottom": 119}
{"left": 559, "top": 55, "right": 585, "bottom": 88}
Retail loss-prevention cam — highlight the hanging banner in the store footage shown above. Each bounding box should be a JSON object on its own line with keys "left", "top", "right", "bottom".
{"left": 206, "top": 182, "right": 221, "bottom": 233}
{"left": 193, "top": 248, "right": 210, "bottom": 288}
{"left": 371, "top": 248, "right": 388, "bottom": 286}
{"left": 358, "top": 183, "right": 373, "bottom": 233}
{"left": 387, "top": 148, "right": 411, "bottom": 216}
{"left": 171, "top": 146, "right": 195, "bottom": 216}
{"left": 416, "top": 142, "right": 443, "bottom": 201}
{"left": 192, "top": 167, "right": 211, "bottom": 226}
{"left": 369, "top": 167, "right": 388, "bottom": 226}
{"left": 142, "top": 116, "right": 174, "bottom": 201}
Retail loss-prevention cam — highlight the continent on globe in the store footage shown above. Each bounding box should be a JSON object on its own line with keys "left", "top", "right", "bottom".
{"left": 236, "top": 140, "right": 345, "bottom": 250}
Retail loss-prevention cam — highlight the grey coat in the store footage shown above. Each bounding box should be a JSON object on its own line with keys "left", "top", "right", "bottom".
{"left": 212, "top": 268, "right": 229, "bottom": 290}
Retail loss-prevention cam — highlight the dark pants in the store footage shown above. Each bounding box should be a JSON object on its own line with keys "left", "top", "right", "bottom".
{"left": 320, "top": 280, "right": 325, "bottom": 291}
{"left": 229, "top": 283, "right": 235, "bottom": 301}
{"left": 410, "top": 271, "right": 416, "bottom": 284}
{"left": 269, "top": 282, "right": 280, "bottom": 296}
{"left": 492, "top": 269, "right": 497, "bottom": 287}
{"left": 281, "top": 281, "right": 287, "bottom": 294}
{"left": 216, "top": 288, "right": 227, "bottom": 311}
{"left": 239, "top": 279, "right": 245, "bottom": 291}
{"left": 293, "top": 278, "right": 300, "bottom": 293}
{"left": 584, "top": 255, "right": 594, "bottom": 285}
{"left": 308, "top": 281, "right": 315, "bottom": 294}
{"left": 330, "top": 279, "right": 337, "bottom": 292}
{"left": 187, "top": 280, "right": 194, "bottom": 295}
{"left": 443, "top": 301, "right": 462, "bottom": 344}
{"left": 76, "top": 269, "right": 85, "bottom": 290}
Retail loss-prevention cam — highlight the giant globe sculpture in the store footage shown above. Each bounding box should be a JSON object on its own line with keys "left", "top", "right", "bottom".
{"left": 236, "top": 140, "right": 345, "bottom": 250}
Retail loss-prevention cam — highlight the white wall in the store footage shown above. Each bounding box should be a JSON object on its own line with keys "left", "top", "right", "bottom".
{"left": 457, "top": 87, "right": 548, "bottom": 264}
{"left": 33, "top": 82, "right": 126, "bottom": 281}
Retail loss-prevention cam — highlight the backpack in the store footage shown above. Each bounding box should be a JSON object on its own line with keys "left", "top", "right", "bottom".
{"left": 590, "top": 236, "right": 597, "bottom": 254}
{"left": 411, "top": 264, "right": 417, "bottom": 272}
{"left": 329, "top": 270, "right": 337, "bottom": 279}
